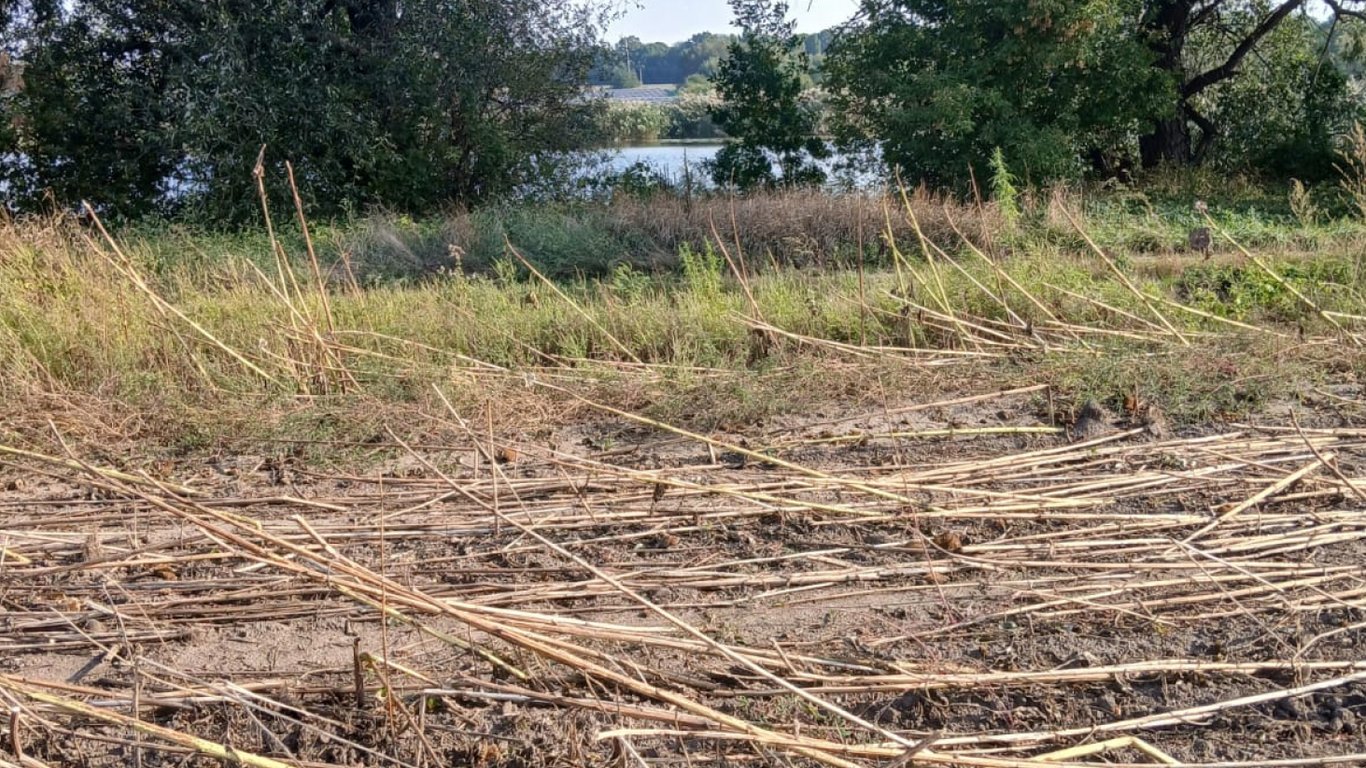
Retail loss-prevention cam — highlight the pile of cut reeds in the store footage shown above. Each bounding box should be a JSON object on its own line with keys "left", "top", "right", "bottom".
{"left": 2, "top": 379, "right": 1364, "bottom": 768}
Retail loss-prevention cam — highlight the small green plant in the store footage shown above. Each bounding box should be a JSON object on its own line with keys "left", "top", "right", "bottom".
{"left": 679, "top": 242, "right": 724, "bottom": 297}
{"left": 608, "top": 262, "right": 651, "bottom": 301}
{"left": 491, "top": 255, "right": 520, "bottom": 287}
{"left": 990, "top": 146, "right": 1021, "bottom": 232}
{"left": 1288, "top": 179, "right": 1318, "bottom": 228}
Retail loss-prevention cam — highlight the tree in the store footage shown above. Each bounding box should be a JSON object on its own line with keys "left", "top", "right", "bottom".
{"left": 827, "top": 0, "right": 1169, "bottom": 188}
{"left": 0, "top": 0, "right": 616, "bottom": 220}
{"left": 0, "top": 2, "right": 185, "bottom": 216}
{"left": 827, "top": 0, "right": 1366, "bottom": 184}
{"left": 710, "top": 0, "right": 828, "bottom": 189}
{"left": 1192, "top": 11, "right": 1359, "bottom": 179}
{"left": 593, "top": 33, "right": 738, "bottom": 87}
{"left": 1141, "top": 1, "right": 1290, "bottom": 167}
{"left": 1133, "top": 1, "right": 1366, "bottom": 168}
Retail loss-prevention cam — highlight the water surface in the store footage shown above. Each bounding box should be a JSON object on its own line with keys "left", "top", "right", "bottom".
{"left": 604, "top": 143, "right": 724, "bottom": 177}
{"left": 600, "top": 142, "right": 878, "bottom": 189}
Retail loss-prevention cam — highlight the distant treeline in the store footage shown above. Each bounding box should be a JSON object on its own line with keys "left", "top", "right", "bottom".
{"left": 589, "top": 30, "right": 835, "bottom": 88}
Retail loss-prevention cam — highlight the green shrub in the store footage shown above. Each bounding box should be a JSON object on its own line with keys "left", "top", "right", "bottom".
{"left": 679, "top": 241, "right": 725, "bottom": 297}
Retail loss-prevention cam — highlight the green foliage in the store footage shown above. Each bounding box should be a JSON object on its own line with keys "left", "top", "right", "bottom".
{"left": 679, "top": 241, "right": 725, "bottom": 297}
{"left": 1192, "top": 14, "right": 1360, "bottom": 180}
{"left": 608, "top": 262, "right": 652, "bottom": 301}
{"left": 602, "top": 63, "right": 644, "bottom": 89}
{"left": 1289, "top": 179, "right": 1319, "bottom": 228}
{"left": 483, "top": 206, "right": 651, "bottom": 279}
{"left": 680, "top": 74, "right": 714, "bottom": 94}
{"left": 1174, "top": 260, "right": 1355, "bottom": 323}
{"left": 598, "top": 103, "right": 672, "bottom": 144}
{"left": 671, "top": 92, "right": 725, "bottom": 139}
{"left": 710, "top": 0, "right": 829, "bottom": 190}
{"left": 590, "top": 29, "right": 833, "bottom": 89}
{"left": 1, "top": 5, "right": 181, "bottom": 217}
{"left": 588, "top": 162, "right": 678, "bottom": 200}
{"left": 827, "top": 0, "right": 1170, "bottom": 188}
{"left": 1338, "top": 123, "right": 1366, "bottom": 223}
{"left": 592, "top": 95, "right": 726, "bottom": 144}
{"left": 989, "top": 147, "right": 1020, "bottom": 230}
{"left": 592, "top": 32, "right": 736, "bottom": 87}
{"left": 0, "top": 0, "right": 612, "bottom": 221}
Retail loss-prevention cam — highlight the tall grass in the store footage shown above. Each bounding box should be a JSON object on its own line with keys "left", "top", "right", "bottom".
{"left": 329, "top": 188, "right": 998, "bottom": 283}
{"left": 2, "top": 185, "right": 1364, "bottom": 445}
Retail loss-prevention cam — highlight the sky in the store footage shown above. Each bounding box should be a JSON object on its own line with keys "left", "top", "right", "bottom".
{"left": 607, "top": 0, "right": 859, "bottom": 43}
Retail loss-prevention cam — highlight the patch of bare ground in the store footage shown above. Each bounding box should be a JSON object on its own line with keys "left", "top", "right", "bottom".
{"left": 2, "top": 375, "right": 1365, "bottom": 768}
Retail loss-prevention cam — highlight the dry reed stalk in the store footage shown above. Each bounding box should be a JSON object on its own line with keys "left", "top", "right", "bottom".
{"left": 1057, "top": 203, "right": 1189, "bottom": 346}
{"left": 742, "top": 658, "right": 1366, "bottom": 695}
{"left": 252, "top": 147, "right": 302, "bottom": 311}
{"left": 247, "top": 156, "right": 358, "bottom": 394}
{"left": 393, "top": 423, "right": 940, "bottom": 762}
{"left": 899, "top": 187, "right": 984, "bottom": 353}
{"left": 284, "top": 162, "right": 335, "bottom": 337}
{"left": 0, "top": 676, "right": 297, "bottom": 768}
{"left": 504, "top": 240, "right": 642, "bottom": 365}
{"left": 0, "top": 546, "right": 30, "bottom": 566}
{"left": 769, "top": 426, "right": 1064, "bottom": 448}
{"left": 0, "top": 445, "right": 201, "bottom": 497}
{"left": 1202, "top": 213, "right": 1355, "bottom": 343}
{"left": 1043, "top": 282, "right": 1169, "bottom": 333}
{"left": 79, "top": 204, "right": 280, "bottom": 387}
{"left": 708, "top": 216, "right": 765, "bottom": 324}
{"left": 945, "top": 668, "right": 1366, "bottom": 751}
{"left": 1145, "top": 292, "right": 1293, "bottom": 338}
{"left": 944, "top": 206, "right": 1073, "bottom": 336}
{"left": 529, "top": 379, "right": 1095, "bottom": 512}
{"left": 84, "top": 467, "right": 884, "bottom": 768}
{"left": 1181, "top": 454, "right": 1329, "bottom": 543}
{"left": 737, "top": 315, "right": 880, "bottom": 360}
{"left": 1290, "top": 413, "right": 1366, "bottom": 504}
{"left": 1033, "top": 736, "right": 1179, "bottom": 764}
{"left": 882, "top": 295, "right": 1030, "bottom": 348}
{"left": 5, "top": 385, "right": 1366, "bottom": 768}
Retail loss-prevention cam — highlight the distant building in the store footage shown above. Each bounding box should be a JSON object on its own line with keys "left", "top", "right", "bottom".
{"left": 603, "top": 86, "right": 679, "bottom": 105}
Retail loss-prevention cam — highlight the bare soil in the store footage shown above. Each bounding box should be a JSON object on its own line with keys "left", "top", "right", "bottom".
{"left": 2, "top": 383, "right": 1365, "bottom": 768}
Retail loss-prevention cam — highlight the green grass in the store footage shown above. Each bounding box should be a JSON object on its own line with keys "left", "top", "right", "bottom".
{"left": 2, "top": 188, "right": 1364, "bottom": 452}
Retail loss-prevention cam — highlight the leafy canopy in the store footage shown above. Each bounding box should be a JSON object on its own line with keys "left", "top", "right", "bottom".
{"left": 710, "top": 0, "right": 829, "bottom": 190}
{"left": 0, "top": 0, "right": 614, "bottom": 221}
{"left": 826, "top": 0, "right": 1172, "bottom": 187}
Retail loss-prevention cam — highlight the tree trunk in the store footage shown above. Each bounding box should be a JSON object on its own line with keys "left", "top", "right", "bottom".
{"left": 1138, "top": 1, "right": 1194, "bottom": 169}
{"left": 1139, "top": 114, "right": 1192, "bottom": 169}
{"left": 1136, "top": 0, "right": 1304, "bottom": 169}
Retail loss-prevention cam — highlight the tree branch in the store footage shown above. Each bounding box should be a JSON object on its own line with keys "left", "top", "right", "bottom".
{"left": 1188, "top": 105, "right": 1217, "bottom": 164}
{"left": 1323, "top": 0, "right": 1366, "bottom": 22}
{"left": 1190, "top": 0, "right": 1224, "bottom": 29}
{"left": 1182, "top": 0, "right": 1304, "bottom": 97}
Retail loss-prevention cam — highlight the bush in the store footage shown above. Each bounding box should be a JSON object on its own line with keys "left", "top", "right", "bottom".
{"left": 598, "top": 102, "right": 672, "bottom": 144}
{"left": 594, "top": 97, "right": 727, "bottom": 144}
{"left": 670, "top": 93, "right": 725, "bottom": 140}
{"left": 333, "top": 187, "right": 998, "bottom": 284}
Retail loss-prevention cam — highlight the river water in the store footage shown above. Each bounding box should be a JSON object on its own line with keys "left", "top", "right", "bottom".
{"left": 603, "top": 143, "right": 724, "bottom": 176}
{"left": 598, "top": 142, "right": 879, "bottom": 189}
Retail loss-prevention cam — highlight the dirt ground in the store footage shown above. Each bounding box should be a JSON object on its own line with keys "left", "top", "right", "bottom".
{"left": 2, "top": 382, "right": 1365, "bottom": 767}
